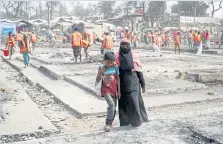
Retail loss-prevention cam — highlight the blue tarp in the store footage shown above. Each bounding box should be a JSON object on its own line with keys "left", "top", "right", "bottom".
{"left": 0, "top": 22, "right": 16, "bottom": 36}
{"left": 0, "top": 22, "right": 16, "bottom": 45}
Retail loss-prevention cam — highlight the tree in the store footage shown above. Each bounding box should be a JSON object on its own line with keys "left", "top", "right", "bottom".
{"left": 123, "top": 1, "right": 136, "bottom": 16}
{"left": 1, "top": 1, "right": 34, "bottom": 20}
{"left": 85, "top": 3, "right": 97, "bottom": 18}
{"left": 98, "top": 1, "right": 116, "bottom": 18}
{"left": 46, "top": 1, "right": 59, "bottom": 29}
{"left": 146, "top": 1, "right": 166, "bottom": 27}
{"left": 0, "top": 1, "right": 13, "bottom": 17}
{"left": 113, "top": 5, "right": 124, "bottom": 16}
{"left": 209, "top": 1, "right": 222, "bottom": 17}
{"left": 58, "top": 2, "right": 68, "bottom": 17}
{"left": 171, "top": 2, "right": 209, "bottom": 17}
{"left": 72, "top": 2, "right": 87, "bottom": 18}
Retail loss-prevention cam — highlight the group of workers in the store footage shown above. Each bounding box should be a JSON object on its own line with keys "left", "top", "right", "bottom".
{"left": 5, "top": 30, "right": 37, "bottom": 67}
{"left": 143, "top": 29, "right": 211, "bottom": 55}
{"left": 71, "top": 27, "right": 92, "bottom": 63}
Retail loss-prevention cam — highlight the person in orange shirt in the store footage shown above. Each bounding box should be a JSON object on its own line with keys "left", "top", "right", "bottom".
{"left": 71, "top": 27, "right": 82, "bottom": 63}
{"left": 124, "top": 27, "right": 131, "bottom": 41}
{"left": 82, "top": 30, "right": 91, "bottom": 59}
{"left": 164, "top": 31, "right": 170, "bottom": 48}
{"left": 204, "top": 30, "right": 211, "bottom": 49}
{"left": 30, "top": 31, "right": 37, "bottom": 51}
{"left": 5, "top": 31, "right": 16, "bottom": 60}
{"left": 195, "top": 31, "right": 203, "bottom": 55}
{"left": 20, "top": 35, "right": 31, "bottom": 67}
{"left": 174, "top": 32, "right": 181, "bottom": 54}
{"left": 102, "top": 31, "right": 113, "bottom": 55}
{"left": 193, "top": 30, "right": 198, "bottom": 49}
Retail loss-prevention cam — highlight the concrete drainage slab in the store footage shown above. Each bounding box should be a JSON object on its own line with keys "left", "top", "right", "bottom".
{"left": 0, "top": 71, "right": 57, "bottom": 136}
{"left": 183, "top": 69, "right": 223, "bottom": 84}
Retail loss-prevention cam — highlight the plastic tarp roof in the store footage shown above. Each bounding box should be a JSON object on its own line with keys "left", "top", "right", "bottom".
{"left": 51, "top": 17, "right": 73, "bottom": 25}
{"left": 0, "top": 19, "right": 17, "bottom": 23}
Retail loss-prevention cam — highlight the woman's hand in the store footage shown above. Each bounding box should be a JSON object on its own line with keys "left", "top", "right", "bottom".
{"left": 117, "top": 91, "right": 121, "bottom": 99}
{"left": 142, "top": 87, "right": 145, "bottom": 93}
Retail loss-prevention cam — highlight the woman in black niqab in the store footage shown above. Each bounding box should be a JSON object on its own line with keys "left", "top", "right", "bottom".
{"left": 117, "top": 39, "right": 149, "bottom": 127}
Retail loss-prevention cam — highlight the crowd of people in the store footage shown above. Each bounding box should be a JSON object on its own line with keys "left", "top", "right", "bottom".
{"left": 122, "top": 28, "right": 212, "bottom": 55}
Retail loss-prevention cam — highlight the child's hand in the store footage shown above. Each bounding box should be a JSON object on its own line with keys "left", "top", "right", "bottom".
{"left": 101, "top": 65, "right": 107, "bottom": 73}
{"left": 142, "top": 87, "right": 145, "bottom": 93}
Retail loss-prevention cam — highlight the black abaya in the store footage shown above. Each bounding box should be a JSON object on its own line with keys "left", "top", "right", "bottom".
{"left": 118, "top": 44, "right": 149, "bottom": 127}
{"left": 118, "top": 66, "right": 149, "bottom": 127}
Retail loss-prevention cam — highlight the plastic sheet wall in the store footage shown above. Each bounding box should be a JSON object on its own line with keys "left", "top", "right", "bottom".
{"left": 0, "top": 22, "right": 16, "bottom": 45}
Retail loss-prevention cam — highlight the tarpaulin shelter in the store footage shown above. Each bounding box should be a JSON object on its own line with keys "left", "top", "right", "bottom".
{"left": 0, "top": 22, "right": 16, "bottom": 45}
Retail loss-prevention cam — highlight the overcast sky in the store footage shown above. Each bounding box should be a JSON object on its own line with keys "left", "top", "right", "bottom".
{"left": 78, "top": 1, "right": 223, "bottom": 18}
{"left": 1, "top": 1, "right": 223, "bottom": 18}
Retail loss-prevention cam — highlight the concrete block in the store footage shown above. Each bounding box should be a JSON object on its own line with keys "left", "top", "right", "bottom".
{"left": 39, "top": 65, "right": 62, "bottom": 80}
{"left": 64, "top": 76, "right": 101, "bottom": 99}
{"left": 36, "top": 80, "right": 106, "bottom": 118}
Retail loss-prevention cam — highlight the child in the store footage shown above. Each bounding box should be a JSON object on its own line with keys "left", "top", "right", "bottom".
{"left": 95, "top": 51, "right": 120, "bottom": 132}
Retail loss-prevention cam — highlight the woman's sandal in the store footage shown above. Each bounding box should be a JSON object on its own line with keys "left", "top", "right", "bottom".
{"left": 104, "top": 126, "right": 111, "bottom": 132}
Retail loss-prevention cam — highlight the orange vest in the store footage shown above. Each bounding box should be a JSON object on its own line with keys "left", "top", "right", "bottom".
{"left": 17, "top": 34, "right": 23, "bottom": 41}
{"left": 81, "top": 40, "right": 89, "bottom": 48}
{"left": 193, "top": 33, "right": 197, "bottom": 41}
{"left": 125, "top": 32, "right": 131, "bottom": 41}
{"left": 194, "top": 34, "right": 200, "bottom": 43}
{"left": 31, "top": 34, "right": 37, "bottom": 43}
{"left": 6, "top": 37, "right": 15, "bottom": 47}
{"left": 21, "top": 40, "right": 30, "bottom": 53}
{"left": 72, "top": 32, "right": 82, "bottom": 47}
{"left": 82, "top": 32, "right": 91, "bottom": 43}
{"left": 103, "top": 36, "right": 113, "bottom": 49}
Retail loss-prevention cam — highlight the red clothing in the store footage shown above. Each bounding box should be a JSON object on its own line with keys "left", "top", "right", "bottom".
{"left": 99, "top": 65, "right": 119, "bottom": 97}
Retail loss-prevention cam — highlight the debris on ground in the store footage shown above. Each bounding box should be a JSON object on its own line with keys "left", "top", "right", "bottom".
{"left": 207, "top": 91, "right": 215, "bottom": 95}
{"left": 49, "top": 52, "right": 72, "bottom": 59}
{"left": 1, "top": 88, "right": 6, "bottom": 93}
{"left": 86, "top": 54, "right": 103, "bottom": 63}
